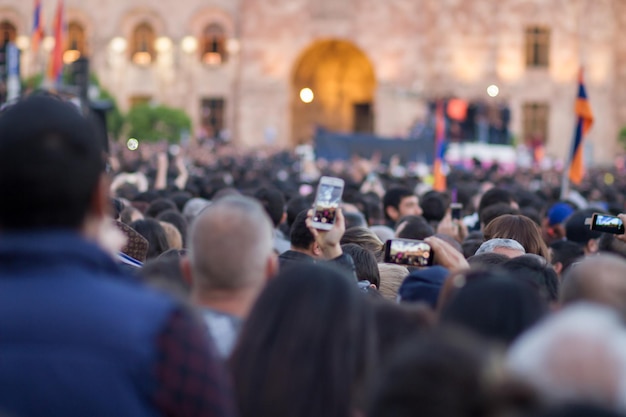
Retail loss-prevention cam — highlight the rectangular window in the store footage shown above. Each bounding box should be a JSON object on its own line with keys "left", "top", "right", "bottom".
{"left": 522, "top": 102, "right": 549, "bottom": 143}
{"left": 525, "top": 26, "right": 550, "bottom": 68}
{"left": 201, "top": 98, "right": 225, "bottom": 138}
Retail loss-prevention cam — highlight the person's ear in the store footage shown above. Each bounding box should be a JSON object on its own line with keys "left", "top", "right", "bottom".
{"left": 312, "top": 242, "right": 322, "bottom": 257}
{"left": 553, "top": 261, "right": 563, "bottom": 276}
{"left": 385, "top": 206, "right": 399, "bottom": 222}
{"left": 180, "top": 257, "right": 193, "bottom": 286}
{"left": 265, "top": 253, "right": 279, "bottom": 281}
{"left": 586, "top": 238, "right": 599, "bottom": 254}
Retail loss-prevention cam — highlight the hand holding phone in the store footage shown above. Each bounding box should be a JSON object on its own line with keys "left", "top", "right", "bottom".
{"left": 311, "top": 176, "right": 345, "bottom": 231}
{"left": 451, "top": 203, "right": 463, "bottom": 221}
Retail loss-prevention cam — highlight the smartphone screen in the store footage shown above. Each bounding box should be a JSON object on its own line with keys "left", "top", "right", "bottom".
{"left": 591, "top": 214, "right": 625, "bottom": 234}
{"left": 451, "top": 203, "right": 463, "bottom": 220}
{"left": 384, "top": 239, "right": 433, "bottom": 267}
{"left": 312, "top": 177, "right": 344, "bottom": 229}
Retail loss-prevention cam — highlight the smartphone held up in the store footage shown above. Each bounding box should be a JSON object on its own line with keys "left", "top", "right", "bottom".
{"left": 384, "top": 238, "right": 434, "bottom": 267}
{"left": 311, "top": 176, "right": 345, "bottom": 230}
{"left": 589, "top": 213, "right": 625, "bottom": 235}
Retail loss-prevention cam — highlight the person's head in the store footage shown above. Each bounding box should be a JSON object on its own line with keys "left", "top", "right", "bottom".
{"left": 156, "top": 209, "right": 188, "bottom": 246}
{"left": 369, "top": 328, "right": 532, "bottom": 417}
{"left": 120, "top": 206, "right": 144, "bottom": 225}
{"left": 159, "top": 221, "right": 183, "bottom": 250}
{"left": 398, "top": 266, "right": 449, "bottom": 308}
{"left": 441, "top": 273, "right": 547, "bottom": 345}
{"left": 230, "top": 263, "right": 374, "bottom": 417}
{"left": 484, "top": 215, "right": 550, "bottom": 260}
{"left": 383, "top": 187, "right": 422, "bottom": 223}
{"left": 378, "top": 263, "right": 409, "bottom": 301}
{"left": 254, "top": 187, "right": 286, "bottom": 228}
{"left": 395, "top": 215, "right": 434, "bottom": 240}
{"left": 479, "top": 203, "right": 520, "bottom": 230}
{"left": 130, "top": 218, "right": 170, "bottom": 260}
{"left": 419, "top": 192, "right": 447, "bottom": 223}
{"left": 467, "top": 252, "right": 511, "bottom": 268}
{"left": 341, "top": 243, "right": 380, "bottom": 288}
{"left": 286, "top": 195, "right": 313, "bottom": 229}
{"left": 344, "top": 211, "right": 368, "bottom": 229}
{"left": 598, "top": 233, "right": 626, "bottom": 260}
{"left": 185, "top": 195, "right": 277, "bottom": 309}
{"left": 549, "top": 240, "right": 584, "bottom": 277}
{"left": 341, "top": 227, "right": 384, "bottom": 262}
{"left": 462, "top": 238, "right": 484, "bottom": 258}
{"left": 501, "top": 254, "right": 560, "bottom": 303}
{"left": 145, "top": 198, "right": 178, "bottom": 218}
{"left": 0, "top": 95, "right": 106, "bottom": 233}
{"left": 140, "top": 249, "right": 190, "bottom": 298}
{"left": 478, "top": 187, "right": 518, "bottom": 216}
{"left": 507, "top": 303, "right": 626, "bottom": 412}
{"left": 560, "top": 254, "right": 626, "bottom": 313}
{"left": 475, "top": 238, "right": 526, "bottom": 258}
{"left": 289, "top": 210, "right": 320, "bottom": 257}
{"left": 182, "top": 197, "right": 211, "bottom": 224}
{"left": 542, "top": 202, "right": 575, "bottom": 244}
{"left": 565, "top": 209, "right": 603, "bottom": 255}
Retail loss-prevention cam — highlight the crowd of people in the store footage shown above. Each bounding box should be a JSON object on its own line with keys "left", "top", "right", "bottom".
{"left": 2, "top": 94, "right": 626, "bottom": 417}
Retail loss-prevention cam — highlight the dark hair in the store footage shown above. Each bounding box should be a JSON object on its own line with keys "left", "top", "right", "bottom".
{"left": 344, "top": 211, "right": 368, "bottom": 229}
{"left": 130, "top": 219, "right": 170, "bottom": 260}
{"left": 286, "top": 196, "right": 312, "bottom": 229}
{"left": 145, "top": 198, "right": 178, "bottom": 218}
{"left": 368, "top": 328, "right": 534, "bottom": 417}
{"left": 140, "top": 249, "right": 189, "bottom": 297}
{"left": 531, "top": 404, "right": 626, "bottom": 417}
{"left": 478, "top": 188, "right": 515, "bottom": 215}
{"left": 342, "top": 243, "right": 380, "bottom": 288}
{"left": 519, "top": 207, "right": 542, "bottom": 227}
{"left": 254, "top": 187, "right": 286, "bottom": 228}
{"left": 420, "top": 192, "right": 446, "bottom": 223}
{"left": 441, "top": 273, "right": 547, "bottom": 345}
{"left": 0, "top": 95, "right": 104, "bottom": 230}
{"left": 467, "top": 252, "right": 510, "bottom": 267}
{"left": 383, "top": 187, "right": 414, "bottom": 221}
{"left": 550, "top": 240, "right": 584, "bottom": 274}
{"left": 395, "top": 215, "right": 434, "bottom": 240}
{"left": 156, "top": 209, "right": 189, "bottom": 247}
{"left": 480, "top": 202, "right": 520, "bottom": 227}
{"left": 501, "top": 254, "right": 560, "bottom": 302}
{"left": 598, "top": 233, "right": 626, "bottom": 260}
{"left": 169, "top": 191, "right": 193, "bottom": 212}
{"left": 565, "top": 209, "right": 603, "bottom": 244}
{"left": 230, "top": 263, "right": 374, "bottom": 417}
{"left": 289, "top": 210, "right": 314, "bottom": 250}
{"left": 111, "top": 198, "right": 124, "bottom": 220}
{"left": 462, "top": 239, "right": 484, "bottom": 259}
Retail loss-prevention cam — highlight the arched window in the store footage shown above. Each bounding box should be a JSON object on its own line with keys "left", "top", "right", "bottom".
{"left": 131, "top": 22, "right": 155, "bottom": 65}
{"left": 200, "top": 23, "right": 227, "bottom": 65}
{"left": 64, "top": 22, "right": 86, "bottom": 64}
{"left": 0, "top": 21, "right": 17, "bottom": 45}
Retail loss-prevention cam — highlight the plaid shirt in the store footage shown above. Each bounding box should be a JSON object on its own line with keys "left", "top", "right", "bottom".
{"left": 154, "top": 308, "right": 237, "bottom": 417}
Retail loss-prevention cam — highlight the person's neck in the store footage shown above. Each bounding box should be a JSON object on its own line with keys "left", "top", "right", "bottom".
{"left": 192, "top": 286, "right": 261, "bottom": 319}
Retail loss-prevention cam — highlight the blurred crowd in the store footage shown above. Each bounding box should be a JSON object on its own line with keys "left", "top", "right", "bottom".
{"left": 2, "top": 94, "right": 626, "bottom": 417}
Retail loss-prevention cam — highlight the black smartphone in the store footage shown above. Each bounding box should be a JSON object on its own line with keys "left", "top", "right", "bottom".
{"left": 451, "top": 203, "right": 463, "bottom": 220}
{"left": 384, "top": 239, "right": 434, "bottom": 267}
{"left": 590, "top": 213, "right": 625, "bottom": 235}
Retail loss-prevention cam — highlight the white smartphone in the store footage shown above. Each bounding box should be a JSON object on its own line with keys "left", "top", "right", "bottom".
{"left": 311, "top": 176, "right": 345, "bottom": 230}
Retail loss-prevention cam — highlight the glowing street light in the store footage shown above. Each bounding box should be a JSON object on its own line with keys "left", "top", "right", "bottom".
{"left": 487, "top": 84, "right": 500, "bottom": 98}
{"left": 127, "top": 138, "right": 139, "bottom": 151}
{"left": 300, "top": 87, "right": 314, "bottom": 103}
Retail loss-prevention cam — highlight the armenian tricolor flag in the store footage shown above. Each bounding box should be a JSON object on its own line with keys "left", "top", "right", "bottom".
{"left": 568, "top": 68, "right": 594, "bottom": 185}
{"left": 433, "top": 100, "right": 447, "bottom": 192}
{"left": 47, "top": 0, "right": 64, "bottom": 85}
{"left": 31, "top": 0, "right": 44, "bottom": 53}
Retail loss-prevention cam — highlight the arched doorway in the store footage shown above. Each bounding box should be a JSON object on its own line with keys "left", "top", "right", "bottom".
{"left": 291, "top": 39, "right": 376, "bottom": 144}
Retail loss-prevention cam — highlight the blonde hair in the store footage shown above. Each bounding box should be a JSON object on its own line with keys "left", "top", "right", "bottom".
{"left": 378, "top": 263, "right": 409, "bottom": 301}
{"left": 160, "top": 221, "right": 183, "bottom": 250}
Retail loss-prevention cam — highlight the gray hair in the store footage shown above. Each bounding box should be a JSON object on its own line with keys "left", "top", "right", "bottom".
{"left": 507, "top": 303, "right": 626, "bottom": 411}
{"left": 475, "top": 238, "right": 525, "bottom": 255}
{"left": 188, "top": 195, "right": 274, "bottom": 291}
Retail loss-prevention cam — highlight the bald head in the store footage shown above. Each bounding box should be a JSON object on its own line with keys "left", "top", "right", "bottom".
{"left": 560, "top": 254, "right": 626, "bottom": 312}
{"left": 188, "top": 195, "right": 275, "bottom": 291}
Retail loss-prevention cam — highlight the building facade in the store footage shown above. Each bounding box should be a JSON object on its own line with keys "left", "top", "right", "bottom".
{"left": 1, "top": 0, "right": 625, "bottom": 164}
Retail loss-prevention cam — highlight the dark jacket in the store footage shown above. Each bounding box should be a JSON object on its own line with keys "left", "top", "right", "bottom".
{"left": 0, "top": 231, "right": 176, "bottom": 417}
{"left": 279, "top": 250, "right": 357, "bottom": 280}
